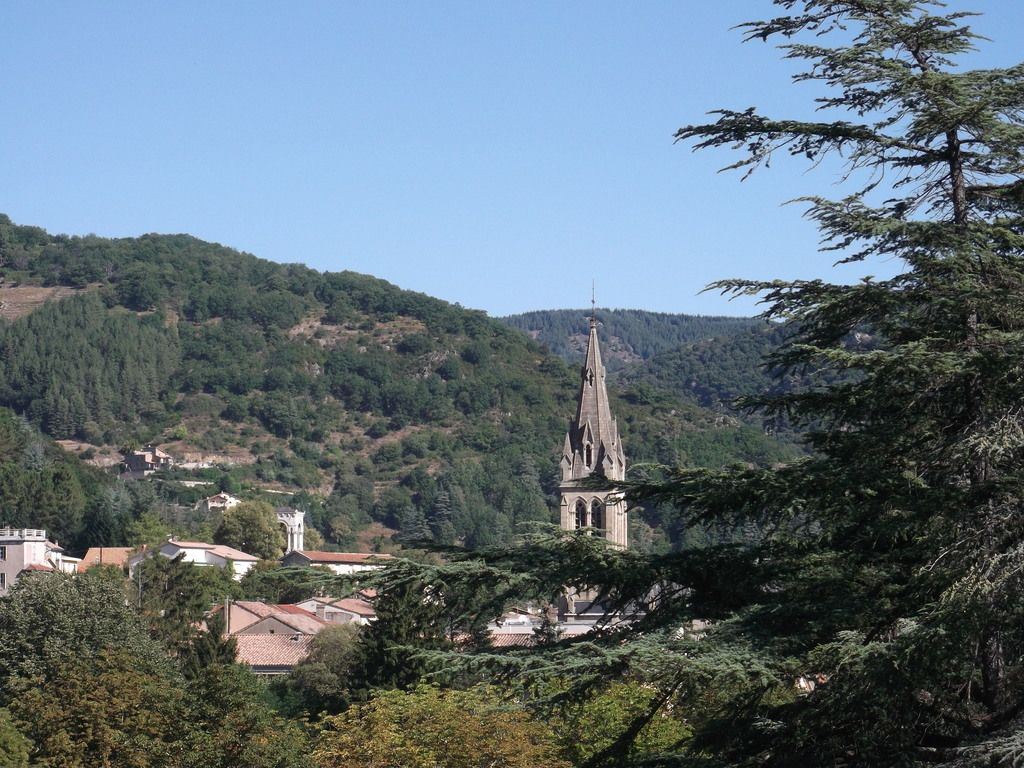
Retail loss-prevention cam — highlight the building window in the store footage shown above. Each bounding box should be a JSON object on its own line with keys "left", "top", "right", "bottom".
{"left": 585, "top": 444, "right": 593, "bottom": 467}
{"left": 591, "top": 501, "right": 604, "bottom": 535}
{"left": 0, "top": 546, "right": 6, "bottom": 561}
{"left": 574, "top": 500, "right": 588, "bottom": 529}
{"left": 0, "top": 573, "right": 5, "bottom": 589}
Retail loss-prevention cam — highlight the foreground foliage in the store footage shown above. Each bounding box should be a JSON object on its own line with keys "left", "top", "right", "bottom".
{"left": 313, "top": 685, "right": 570, "bottom": 768}
{"left": 0, "top": 572, "right": 306, "bottom": 767}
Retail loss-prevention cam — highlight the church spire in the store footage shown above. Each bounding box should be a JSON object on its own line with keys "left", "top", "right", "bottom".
{"left": 558, "top": 304, "right": 627, "bottom": 548}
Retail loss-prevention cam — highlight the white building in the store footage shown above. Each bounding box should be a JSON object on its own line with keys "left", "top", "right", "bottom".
{"left": 280, "top": 550, "right": 391, "bottom": 575}
{"left": 0, "top": 527, "right": 80, "bottom": 595}
{"left": 128, "top": 539, "right": 259, "bottom": 581}
{"left": 196, "top": 492, "right": 242, "bottom": 515}
{"left": 294, "top": 595, "right": 376, "bottom": 625}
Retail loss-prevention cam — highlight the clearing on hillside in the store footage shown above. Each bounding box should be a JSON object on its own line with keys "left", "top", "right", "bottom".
{"left": 0, "top": 285, "right": 86, "bottom": 320}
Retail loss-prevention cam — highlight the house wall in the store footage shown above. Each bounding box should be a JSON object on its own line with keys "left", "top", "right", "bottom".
{"left": 0, "top": 529, "right": 50, "bottom": 595}
{"left": 225, "top": 603, "right": 264, "bottom": 634}
{"left": 227, "top": 559, "right": 255, "bottom": 581}
{"left": 322, "top": 607, "right": 362, "bottom": 624}
{"left": 325, "top": 562, "right": 378, "bottom": 575}
{"left": 158, "top": 544, "right": 254, "bottom": 581}
{"left": 158, "top": 542, "right": 204, "bottom": 564}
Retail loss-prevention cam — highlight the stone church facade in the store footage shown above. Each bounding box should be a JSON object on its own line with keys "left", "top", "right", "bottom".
{"left": 558, "top": 314, "right": 628, "bottom": 548}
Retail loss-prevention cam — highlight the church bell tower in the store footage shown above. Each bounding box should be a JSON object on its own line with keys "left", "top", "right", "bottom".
{"left": 558, "top": 311, "right": 628, "bottom": 548}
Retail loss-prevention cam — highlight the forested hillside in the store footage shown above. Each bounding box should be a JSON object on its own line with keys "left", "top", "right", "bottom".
{"left": 0, "top": 408, "right": 108, "bottom": 547}
{"left": 500, "top": 308, "right": 802, "bottom": 419}
{"left": 0, "top": 215, "right": 800, "bottom": 552}
{"left": 501, "top": 308, "right": 762, "bottom": 369}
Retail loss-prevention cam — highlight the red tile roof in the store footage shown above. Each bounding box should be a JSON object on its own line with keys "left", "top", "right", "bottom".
{"left": 488, "top": 633, "right": 538, "bottom": 648}
{"left": 274, "top": 604, "right": 319, "bottom": 616}
{"left": 207, "top": 544, "right": 259, "bottom": 562}
{"left": 228, "top": 602, "right": 327, "bottom": 635}
{"left": 232, "top": 601, "right": 279, "bottom": 619}
{"left": 292, "top": 550, "right": 393, "bottom": 564}
{"left": 329, "top": 597, "right": 376, "bottom": 618}
{"left": 234, "top": 634, "right": 314, "bottom": 670}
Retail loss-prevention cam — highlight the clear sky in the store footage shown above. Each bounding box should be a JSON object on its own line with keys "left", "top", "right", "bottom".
{"left": 2, "top": 2, "right": 1021, "bottom": 318}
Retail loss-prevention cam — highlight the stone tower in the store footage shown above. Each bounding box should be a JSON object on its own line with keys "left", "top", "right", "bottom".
{"left": 558, "top": 313, "right": 628, "bottom": 548}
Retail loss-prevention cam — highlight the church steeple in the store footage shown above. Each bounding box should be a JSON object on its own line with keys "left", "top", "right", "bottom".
{"left": 561, "top": 315, "right": 625, "bottom": 483}
{"left": 558, "top": 308, "right": 627, "bottom": 548}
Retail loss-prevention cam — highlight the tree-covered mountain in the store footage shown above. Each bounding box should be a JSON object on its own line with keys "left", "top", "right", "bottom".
{"left": 499, "top": 308, "right": 802, "bottom": 419}
{"left": 500, "top": 308, "right": 762, "bottom": 371}
{"left": 0, "top": 214, "right": 800, "bottom": 552}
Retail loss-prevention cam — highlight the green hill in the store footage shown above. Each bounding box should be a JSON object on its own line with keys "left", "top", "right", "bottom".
{"left": 500, "top": 308, "right": 763, "bottom": 371}
{"left": 500, "top": 307, "right": 795, "bottom": 412}
{"left": 0, "top": 215, "right": 801, "bottom": 552}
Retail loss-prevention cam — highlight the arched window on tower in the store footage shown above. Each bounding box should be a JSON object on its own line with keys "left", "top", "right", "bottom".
{"left": 591, "top": 500, "right": 604, "bottom": 536}
{"left": 585, "top": 443, "right": 593, "bottom": 468}
{"left": 575, "top": 499, "right": 588, "bottom": 530}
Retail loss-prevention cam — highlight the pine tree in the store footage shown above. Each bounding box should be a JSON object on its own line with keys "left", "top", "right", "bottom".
{"left": 362, "top": 3, "right": 1024, "bottom": 766}
{"left": 428, "top": 489, "right": 456, "bottom": 545}
{"left": 653, "top": 3, "right": 1024, "bottom": 762}
{"left": 395, "top": 505, "right": 432, "bottom": 547}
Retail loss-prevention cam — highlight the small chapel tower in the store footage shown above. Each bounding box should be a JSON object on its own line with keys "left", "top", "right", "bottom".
{"left": 558, "top": 310, "right": 628, "bottom": 548}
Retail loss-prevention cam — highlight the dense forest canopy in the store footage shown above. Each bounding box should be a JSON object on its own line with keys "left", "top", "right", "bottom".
{"left": 500, "top": 308, "right": 763, "bottom": 369}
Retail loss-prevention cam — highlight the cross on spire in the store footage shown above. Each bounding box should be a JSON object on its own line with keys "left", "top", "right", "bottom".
{"left": 590, "top": 280, "right": 597, "bottom": 329}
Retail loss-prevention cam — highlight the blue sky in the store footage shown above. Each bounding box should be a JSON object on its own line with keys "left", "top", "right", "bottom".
{"left": 3, "top": 2, "right": 1021, "bottom": 317}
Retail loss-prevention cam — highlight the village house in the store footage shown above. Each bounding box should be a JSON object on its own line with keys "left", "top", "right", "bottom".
{"left": 294, "top": 595, "right": 376, "bottom": 625}
{"left": 211, "top": 600, "right": 329, "bottom": 675}
{"left": 196, "top": 492, "right": 241, "bottom": 515}
{"left": 78, "top": 546, "right": 135, "bottom": 572}
{"left": 233, "top": 634, "right": 314, "bottom": 676}
{"left": 214, "top": 600, "right": 328, "bottom": 636}
{"left": 127, "top": 539, "right": 259, "bottom": 581}
{"left": 122, "top": 444, "right": 175, "bottom": 476}
{"left": 280, "top": 550, "right": 391, "bottom": 575}
{"left": 0, "top": 527, "right": 81, "bottom": 595}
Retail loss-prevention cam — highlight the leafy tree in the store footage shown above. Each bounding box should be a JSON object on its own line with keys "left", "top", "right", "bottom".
{"left": 650, "top": 1, "right": 1024, "bottom": 763}
{"left": 282, "top": 623, "right": 363, "bottom": 716}
{"left": 0, "top": 569, "right": 171, "bottom": 684}
{"left": 551, "top": 680, "right": 692, "bottom": 766}
{"left": 8, "top": 649, "right": 181, "bottom": 768}
{"left": 346, "top": 572, "right": 454, "bottom": 697}
{"left": 303, "top": 524, "right": 325, "bottom": 550}
{"left": 312, "top": 685, "right": 570, "bottom": 768}
{"left": 214, "top": 500, "right": 286, "bottom": 560}
{"left": 177, "top": 663, "right": 308, "bottom": 768}
{"left": 427, "top": 487, "right": 456, "bottom": 545}
{"left": 126, "top": 509, "right": 172, "bottom": 547}
{"left": 0, "top": 708, "right": 30, "bottom": 768}
{"left": 178, "top": 612, "right": 238, "bottom": 680}
{"left": 239, "top": 562, "right": 333, "bottom": 604}
{"left": 394, "top": 505, "right": 432, "bottom": 547}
